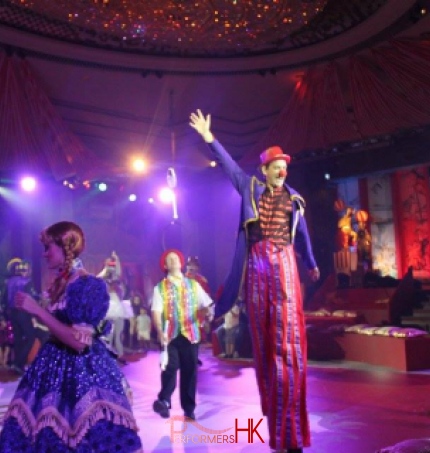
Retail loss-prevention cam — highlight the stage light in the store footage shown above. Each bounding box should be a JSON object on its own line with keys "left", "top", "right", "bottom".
{"left": 148, "top": 197, "right": 154, "bottom": 203}
{"left": 98, "top": 182, "right": 107, "bottom": 192}
{"left": 210, "top": 161, "right": 217, "bottom": 167}
{"left": 132, "top": 158, "right": 146, "bottom": 173}
{"left": 20, "top": 176, "right": 36, "bottom": 192}
{"left": 159, "top": 187, "right": 174, "bottom": 204}
{"left": 83, "top": 180, "right": 91, "bottom": 189}
{"left": 129, "top": 194, "right": 137, "bottom": 202}
{"left": 324, "top": 173, "right": 331, "bottom": 180}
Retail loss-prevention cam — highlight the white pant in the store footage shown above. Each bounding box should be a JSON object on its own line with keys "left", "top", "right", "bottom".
{"left": 107, "top": 318, "right": 125, "bottom": 357}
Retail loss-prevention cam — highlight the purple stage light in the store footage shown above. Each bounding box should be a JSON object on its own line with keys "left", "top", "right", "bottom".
{"left": 20, "top": 176, "right": 36, "bottom": 192}
{"left": 159, "top": 187, "right": 174, "bottom": 204}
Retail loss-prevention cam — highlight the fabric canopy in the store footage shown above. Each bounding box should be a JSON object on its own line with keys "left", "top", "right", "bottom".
{"left": 245, "top": 38, "right": 430, "bottom": 163}
{"left": 0, "top": 54, "right": 109, "bottom": 181}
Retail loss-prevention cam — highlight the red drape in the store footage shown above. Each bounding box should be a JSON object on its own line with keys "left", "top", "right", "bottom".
{"left": 392, "top": 167, "right": 430, "bottom": 278}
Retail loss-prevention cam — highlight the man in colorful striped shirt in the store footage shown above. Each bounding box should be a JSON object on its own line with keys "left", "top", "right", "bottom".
{"left": 190, "top": 110, "right": 320, "bottom": 453}
{"left": 152, "top": 249, "right": 213, "bottom": 421}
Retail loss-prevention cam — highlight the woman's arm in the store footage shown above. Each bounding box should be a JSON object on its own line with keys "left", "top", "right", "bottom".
{"left": 15, "top": 291, "right": 91, "bottom": 352}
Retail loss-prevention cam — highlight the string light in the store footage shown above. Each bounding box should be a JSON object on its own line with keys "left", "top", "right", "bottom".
{"left": 8, "top": 1, "right": 328, "bottom": 56}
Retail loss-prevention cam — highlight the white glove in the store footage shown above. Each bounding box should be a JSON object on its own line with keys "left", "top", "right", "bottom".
{"left": 160, "top": 348, "right": 169, "bottom": 371}
{"left": 160, "top": 320, "right": 169, "bottom": 371}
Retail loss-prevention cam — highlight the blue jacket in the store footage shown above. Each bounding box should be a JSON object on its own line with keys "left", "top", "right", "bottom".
{"left": 209, "top": 140, "right": 318, "bottom": 318}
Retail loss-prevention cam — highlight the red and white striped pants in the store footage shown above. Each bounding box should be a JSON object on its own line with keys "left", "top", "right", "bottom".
{"left": 246, "top": 240, "right": 310, "bottom": 450}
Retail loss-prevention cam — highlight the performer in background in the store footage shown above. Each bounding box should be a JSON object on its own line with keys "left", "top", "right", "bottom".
{"left": 185, "top": 256, "right": 210, "bottom": 295}
{"left": 152, "top": 249, "right": 213, "bottom": 421}
{"left": 127, "top": 289, "right": 145, "bottom": 351}
{"left": 190, "top": 110, "right": 320, "bottom": 453}
{"left": 1, "top": 259, "right": 37, "bottom": 375}
{"left": 185, "top": 256, "right": 212, "bottom": 345}
{"left": 0, "top": 221, "right": 142, "bottom": 452}
{"left": 98, "top": 251, "right": 126, "bottom": 359}
{"left": 0, "top": 312, "right": 12, "bottom": 368}
{"left": 136, "top": 306, "right": 152, "bottom": 354}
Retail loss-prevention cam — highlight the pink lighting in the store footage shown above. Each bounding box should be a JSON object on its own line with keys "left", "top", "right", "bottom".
{"left": 20, "top": 176, "right": 36, "bottom": 192}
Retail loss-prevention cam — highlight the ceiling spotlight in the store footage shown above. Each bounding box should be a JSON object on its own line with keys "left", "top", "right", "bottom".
{"left": 63, "top": 179, "right": 77, "bottom": 190}
{"left": 98, "top": 182, "right": 107, "bottom": 192}
{"left": 129, "top": 194, "right": 137, "bottom": 202}
{"left": 210, "top": 161, "right": 217, "bottom": 167}
{"left": 148, "top": 197, "right": 154, "bottom": 203}
{"left": 324, "top": 173, "right": 331, "bottom": 180}
{"left": 20, "top": 176, "right": 36, "bottom": 192}
{"left": 132, "top": 158, "right": 146, "bottom": 173}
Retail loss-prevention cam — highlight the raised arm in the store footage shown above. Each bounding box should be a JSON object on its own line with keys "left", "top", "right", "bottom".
{"left": 189, "top": 109, "right": 214, "bottom": 144}
{"left": 189, "top": 109, "right": 249, "bottom": 193}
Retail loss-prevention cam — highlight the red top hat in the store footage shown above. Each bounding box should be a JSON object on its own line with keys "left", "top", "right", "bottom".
{"left": 160, "top": 249, "right": 185, "bottom": 272}
{"left": 260, "top": 146, "right": 291, "bottom": 167}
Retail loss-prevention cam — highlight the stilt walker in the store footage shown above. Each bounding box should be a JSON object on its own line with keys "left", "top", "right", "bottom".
{"left": 190, "top": 110, "right": 320, "bottom": 453}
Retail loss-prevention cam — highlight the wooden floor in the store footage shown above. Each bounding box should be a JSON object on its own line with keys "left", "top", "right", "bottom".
{"left": 1, "top": 343, "right": 430, "bottom": 452}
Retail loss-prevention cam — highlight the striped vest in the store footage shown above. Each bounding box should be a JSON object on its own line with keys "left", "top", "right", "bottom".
{"left": 158, "top": 277, "right": 201, "bottom": 343}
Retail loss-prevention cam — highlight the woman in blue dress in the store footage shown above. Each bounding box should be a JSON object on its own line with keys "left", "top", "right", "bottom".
{"left": 0, "top": 221, "right": 143, "bottom": 452}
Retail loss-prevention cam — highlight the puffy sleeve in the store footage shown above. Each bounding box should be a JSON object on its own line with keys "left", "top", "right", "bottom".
{"left": 65, "top": 276, "right": 109, "bottom": 327}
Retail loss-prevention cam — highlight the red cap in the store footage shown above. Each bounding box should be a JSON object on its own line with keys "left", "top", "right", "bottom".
{"left": 260, "top": 146, "right": 291, "bottom": 167}
{"left": 160, "top": 249, "right": 185, "bottom": 272}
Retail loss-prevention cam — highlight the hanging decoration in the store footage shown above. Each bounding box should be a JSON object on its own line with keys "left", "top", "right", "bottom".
{"left": 166, "top": 167, "right": 178, "bottom": 220}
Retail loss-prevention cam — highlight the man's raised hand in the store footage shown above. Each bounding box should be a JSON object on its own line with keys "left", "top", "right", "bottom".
{"left": 189, "top": 109, "right": 214, "bottom": 143}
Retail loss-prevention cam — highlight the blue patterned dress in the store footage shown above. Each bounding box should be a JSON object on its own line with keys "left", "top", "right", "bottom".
{"left": 0, "top": 275, "right": 143, "bottom": 452}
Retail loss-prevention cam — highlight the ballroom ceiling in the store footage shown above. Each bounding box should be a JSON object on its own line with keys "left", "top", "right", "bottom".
{"left": 0, "top": 0, "right": 429, "bottom": 183}
{"left": 0, "top": 0, "right": 383, "bottom": 57}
